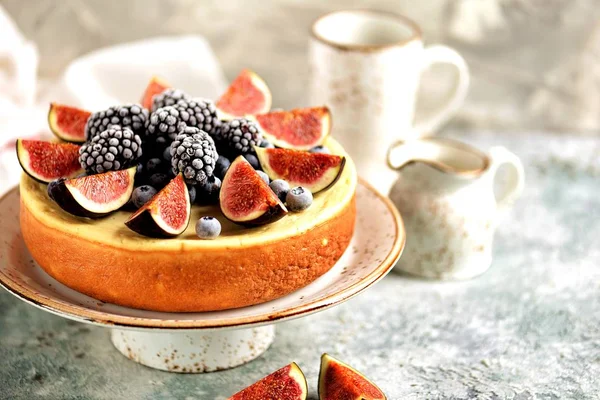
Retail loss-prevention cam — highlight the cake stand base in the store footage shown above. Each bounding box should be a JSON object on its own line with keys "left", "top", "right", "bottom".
{"left": 110, "top": 325, "right": 276, "bottom": 373}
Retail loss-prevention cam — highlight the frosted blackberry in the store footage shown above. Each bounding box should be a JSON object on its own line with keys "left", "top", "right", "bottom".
{"left": 170, "top": 127, "right": 218, "bottom": 185}
{"left": 85, "top": 104, "right": 148, "bottom": 139}
{"left": 146, "top": 106, "right": 186, "bottom": 142}
{"left": 79, "top": 126, "right": 143, "bottom": 174}
{"left": 221, "top": 118, "right": 263, "bottom": 156}
{"left": 151, "top": 88, "right": 191, "bottom": 111}
{"left": 174, "top": 98, "right": 221, "bottom": 137}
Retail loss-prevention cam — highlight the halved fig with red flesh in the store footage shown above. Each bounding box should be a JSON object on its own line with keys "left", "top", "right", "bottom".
{"left": 49, "top": 166, "right": 136, "bottom": 218}
{"left": 17, "top": 139, "right": 83, "bottom": 183}
{"left": 140, "top": 76, "right": 170, "bottom": 110}
{"left": 216, "top": 69, "right": 272, "bottom": 118}
{"left": 228, "top": 362, "right": 308, "bottom": 400}
{"left": 255, "top": 147, "right": 345, "bottom": 194}
{"left": 319, "top": 354, "right": 386, "bottom": 400}
{"left": 48, "top": 103, "right": 91, "bottom": 143}
{"left": 220, "top": 156, "right": 287, "bottom": 226}
{"left": 125, "top": 173, "right": 191, "bottom": 238}
{"left": 254, "top": 106, "right": 331, "bottom": 150}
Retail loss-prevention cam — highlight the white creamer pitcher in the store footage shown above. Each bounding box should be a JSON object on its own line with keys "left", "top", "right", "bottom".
{"left": 388, "top": 138, "right": 525, "bottom": 280}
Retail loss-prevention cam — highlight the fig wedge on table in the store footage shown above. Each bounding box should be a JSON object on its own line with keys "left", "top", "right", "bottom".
{"left": 319, "top": 354, "right": 386, "bottom": 400}
{"left": 228, "top": 362, "right": 308, "bottom": 400}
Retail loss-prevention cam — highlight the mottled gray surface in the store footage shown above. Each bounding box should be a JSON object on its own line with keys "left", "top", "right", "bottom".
{"left": 1, "top": 132, "right": 599, "bottom": 399}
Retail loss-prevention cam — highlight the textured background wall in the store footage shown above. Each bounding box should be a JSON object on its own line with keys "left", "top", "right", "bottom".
{"left": 3, "top": 0, "right": 600, "bottom": 133}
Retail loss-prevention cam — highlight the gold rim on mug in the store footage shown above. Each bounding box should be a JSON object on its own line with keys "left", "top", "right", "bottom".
{"left": 387, "top": 137, "right": 491, "bottom": 177}
{"left": 311, "top": 9, "right": 422, "bottom": 52}
{"left": 0, "top": 178, "right": 405, "bottom": 330}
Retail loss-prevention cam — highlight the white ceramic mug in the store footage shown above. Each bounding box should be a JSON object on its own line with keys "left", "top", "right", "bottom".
{"left": 309, "top": 10, "right": 470, "bottom": 195}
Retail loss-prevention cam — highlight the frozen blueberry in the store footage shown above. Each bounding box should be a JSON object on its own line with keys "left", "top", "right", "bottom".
{"left": 146, "top": 158, "right": 163, "bottom": 174}
{"left": 269, "top": 179, "right": 289, "bottom": 202}
{"left": 197, "top": 176, "right": 221, "bottom": 204}
{"left": 257, "top": 170, "right": 270, "bottom": 185}
{"left": 132, "top": 185, "right": 157, "bottom": 208}
{"left": 163, "top": 146, "right": 172, "bottom": 162}
{"left": 195, "top": 216, "right": 221, "bottom": 239}
{"left": 309, "top": 145, "right": 330, "bottom": 154}
{"left": 187, "top": 185, "right": 197, "bottom": 204}
{"left": 149, "top": 173, "right": 170, "bottom": 189}
{"left": 244, "top": 154, "right": 260, "bottom": 170}
{"left": 214, "top": 155, "right": 231, "bottom": 180}
{"left": 259, "top": 139, "right": 275, "bottom": 148}
{"left": 286, "top": 186, "right": 313, "bottom": 212}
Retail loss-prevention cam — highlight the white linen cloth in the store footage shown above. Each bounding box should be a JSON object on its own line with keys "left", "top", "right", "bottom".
{"left": 0, "top": 6, "right": 227, "bottom": 195}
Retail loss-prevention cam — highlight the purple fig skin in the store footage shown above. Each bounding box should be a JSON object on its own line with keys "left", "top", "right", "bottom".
{"left": 124, "top": 208, "right": 189, "bottom": 238}
{"left": 49, "top": 179, "right": 113, "bottom": 218}
{"left": 229, "top": 201, "right": 287, "bottom": 227}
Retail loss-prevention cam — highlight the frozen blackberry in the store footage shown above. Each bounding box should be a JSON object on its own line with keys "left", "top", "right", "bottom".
{"left": 85, "top": 104, "right": 148, "bottom": 139}
{"left": 151, "top": 88, "right": 191, "bottom": 112}
{"left": 170, "top": 127, "right": 218, "bottom": 185}
{"left": 174, "top": 98, "right": 221, "bottom": 137}
{"left": 220, "top": 118, "right": 263, "bottom": 156}
{"left": 79, "top": 126, "right": 143, "bottom": 174}
{"left": 146, "top": 106, "right": 186, "bottom": 142}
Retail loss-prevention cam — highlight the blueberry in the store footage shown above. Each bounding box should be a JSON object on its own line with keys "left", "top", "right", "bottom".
{"left": 286, "top": 186, "right": 313, "bottom": 212}
{"left": 187, "top": 185, "right": 197, "bottom": 204}
{"left": 309, "top": 145, "right": 330, "bottom": 154}
{"left": 257, "top": 170, "right": 270, "bottom": 185}
{"left": 149, "top": 173, "right": 170, "bottom": 189}
{"left": 163, "top": 147, "right": 172, "bottom": 162}
{"left": 244, "top": 154, "right": 260, "bottom": 170}
{"left": 132, "top": 185, "right": 157, "bottom": 208}
{"left": 269, "top": 179, "right": 289, "bottom": 202}
{"left": 195, "top": 216, "right": 221, "bottom": 239}
{"left": 146, "top": 158, "right": 163, "bottom": 174}
{"left": 47, "top": 178, "right": 65, "bottom": 201}
{"left": 259, "top": 140, "right": 275, "bottom": 148}
{"left": 197, "top": 176, "right": 221, "bottom": 204}
{"left": 214, "top": 155, "right": 231, "bottom": 180}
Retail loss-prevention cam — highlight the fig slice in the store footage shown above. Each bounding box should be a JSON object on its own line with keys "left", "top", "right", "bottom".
{"left": 254, "top": 106, "right": 331, "bottom": 150}
{"left": 48, "top": 103, "right": 92, "bottom": 143}
{"left": 319, "top": 354, "right": 386, "bottom": 400}
{"left": 220, "top": 156, "right": 287, "bottom": 226}
{"left": 216, "top": 69, "right": 272, "bottom": 118}
{"left": 228, "top": 362, "right": 308, "bottom": 400}
{"left": 125, "top": 173, "right": 191, "bottom": 238}
{"left": 17, "top": 139, "right": 83, "bottom": 183}
{"left": 49, "top": 166, "right": 136, "bottom": 218}
{"left": 140, "top": 76, "right": 170, "bottom": 110}
{"left": 255, "top": 147, "right": 345, "bottom": 194}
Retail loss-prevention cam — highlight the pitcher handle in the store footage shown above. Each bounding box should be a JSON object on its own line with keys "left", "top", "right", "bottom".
{"left": 412, "top": 45, "right": 470, "bottom": 135}
{"left": 488, "top": 146, "right": 525, "bottom": 214}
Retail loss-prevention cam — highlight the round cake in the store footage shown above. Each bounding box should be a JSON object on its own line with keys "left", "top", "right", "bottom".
{"left": 19, "top": 137, "right": 357, "bottom": 312}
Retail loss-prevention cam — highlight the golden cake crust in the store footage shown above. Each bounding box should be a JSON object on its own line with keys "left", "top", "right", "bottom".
{"left": 19, "top": 138, "right": 357, "bottom": 312}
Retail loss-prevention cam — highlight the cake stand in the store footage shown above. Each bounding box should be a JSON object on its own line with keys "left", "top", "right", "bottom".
{"left": 0, "top": 180, "right": 404, "bottom": 373}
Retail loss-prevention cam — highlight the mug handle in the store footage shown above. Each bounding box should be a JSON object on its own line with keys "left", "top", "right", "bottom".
{"left": 413, "top": 45, "right": 470, "bottom": 135}
{"left": 488, "top": 146, "right": 525, "bottom": 214}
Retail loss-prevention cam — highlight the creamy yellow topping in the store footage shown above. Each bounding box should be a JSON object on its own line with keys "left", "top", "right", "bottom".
{"left": 20, "top": 137, "right": 357, "bottom": 250}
